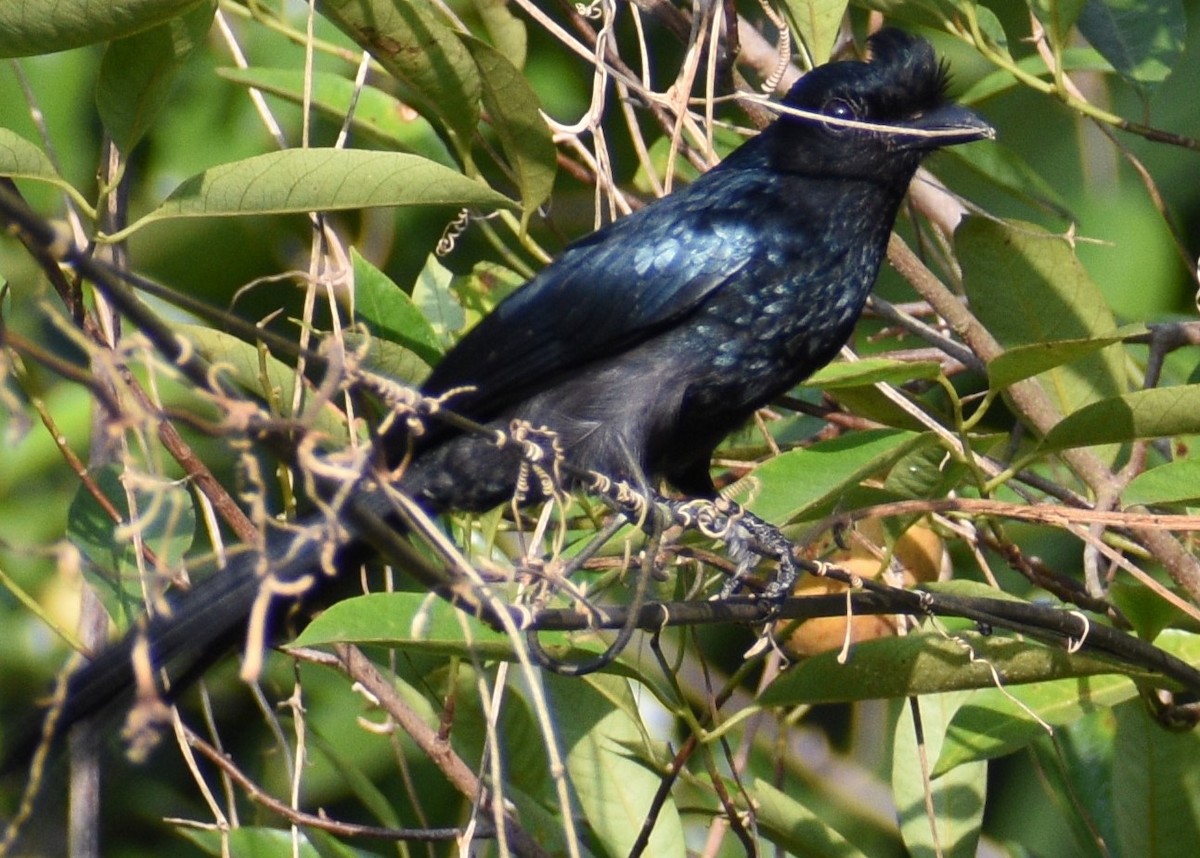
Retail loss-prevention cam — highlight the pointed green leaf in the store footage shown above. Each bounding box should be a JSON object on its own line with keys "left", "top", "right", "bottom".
{"left": 753, "top": 778, "right": 864, "bottom": 857}
{"left": 987, "top": 326, "right": 1144, "bottom": 391}
{"left": 215, "top": 67, "right": 455, "bottom": 166}
{"left": 895, "top": 692, "right": 986, "bottom": 858}
{"left": 0, "top": 0, "right": 207, "bottom": 57}
{"left": 1114, "top": 699, "right": 1200, "bottom": 857}
{"left": 1124, "top": 458, "right": 1200, "bottom": 507}
{"left": 802, "top": 357, "right": 942, "bottom": 390}
{"left": 1077, "top": 0, "right": 1186, "bottom": 93}
{"left": 319, "top": 0, "right": 481, "bottom": 142}
{"left": 130, "top": 149, "right": 514, "bottom": 232}
{"left": 96, "top": 1, "right": 215, "bottom": 155}
{"left": 934, "top": 673, "right": 1135, "bottom": 775}
{"left": 776, "top": 0, "right": 850, "bottom": 65}
{"left": 957, "top": 216, "right": 1127, "bottom": 420}
{"left": 351, "top": 248, "right": 443, "bottom": 365}
{"left": 463, "top": 36, "right": 556, "bottom": 228}
{"left": 1043, "top": 384, "right": 1200, "bottom": 450}
{"left": 177, "top": 323, "right": 349, "bottom": 438}
{"left": 760, "top": 631, "right": 1138, "bottom": 707}
{"left": 471, "top": 0, "right": 527, "bottom": 69}
{"left": 740, "top": 429, "right": 926, "bottom": 524}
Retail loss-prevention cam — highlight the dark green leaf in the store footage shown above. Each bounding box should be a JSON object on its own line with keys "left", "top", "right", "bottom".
{"left": 67, "top": 463, "right": 195, "bottom": 625}
{"left": 0, "top": 0, "right": 207, "bottom": 57}
{"left": 760, "top": 631, "right": 1142, "bottom": 707}
{"left": 96, "top": 1, "right": 215, "bottom": 155}
{"left": 1077, "top": 0, "right": 1187, "bottom": 92}
{"left": 463, "top": 36, "right": 556, "bottom": 229}
{"left": 319, "top": 0, "right": 481, "bottom": 143}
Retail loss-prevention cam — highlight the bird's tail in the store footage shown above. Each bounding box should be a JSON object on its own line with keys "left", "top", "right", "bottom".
{"left": 3, "top": 506, "right": 370, "bottom": 774}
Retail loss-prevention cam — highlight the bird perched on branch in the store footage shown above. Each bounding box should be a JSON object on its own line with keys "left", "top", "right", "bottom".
{"left": 8, "top": 28, "right": 990, "bottom": 765}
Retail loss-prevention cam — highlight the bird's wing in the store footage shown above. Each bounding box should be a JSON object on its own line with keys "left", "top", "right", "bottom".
{"left": 420, "top": 181, "right": 761, "bottom": 422}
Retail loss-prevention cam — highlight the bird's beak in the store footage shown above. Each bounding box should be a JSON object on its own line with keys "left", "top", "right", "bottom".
{"left": 900, "top": 102, "right": 994, "bottom": 149}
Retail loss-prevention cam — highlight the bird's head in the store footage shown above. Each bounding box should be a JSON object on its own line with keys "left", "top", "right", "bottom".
{"left": 767, "top": 29, "right": 993, "bottom": 179}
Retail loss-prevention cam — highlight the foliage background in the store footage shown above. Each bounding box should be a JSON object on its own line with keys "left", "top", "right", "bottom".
{"left": 1, "top": 0, "right": 1200, "bottom": 856}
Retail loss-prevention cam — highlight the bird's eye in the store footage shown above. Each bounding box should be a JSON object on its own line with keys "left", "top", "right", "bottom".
{"left": 823, "top": 98, "right": 857, "bottom": 130}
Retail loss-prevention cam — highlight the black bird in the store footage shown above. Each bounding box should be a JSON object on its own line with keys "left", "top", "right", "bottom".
{"left": 10, "top": 29, "right": 990, "bottom": 762}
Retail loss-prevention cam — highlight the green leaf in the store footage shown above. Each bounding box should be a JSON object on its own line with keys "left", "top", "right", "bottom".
{"left": 292, "top": 591, "right": 551, "bottom": 658}
{"left": 777, "top": 0, "right": 850, "bottom": 65}
{"left": 894, "top": 693, "right": 986, "bottom": 858}
{"left": 802, "top": 357, "right": 943, "bottom": 390}
{"left": 958, "top": 47, "right": 1113, "bottom": 104}
{"left": 547, "top": 673, "right": 686, "bottom": 858}
{"left": 1077, "top": 0, "right": 1187, "bottom": 93}
{"left": 463, "top": 36, "right": 556, "bottom": 229}
{"left": 96, "top": 1, "right": 215, "bottom": 155}
{"left": 740, "top": 429, "right": 927, "bottom": 524}
{"left": 986, "top": 326, "right": 1145, "bottom": 391}
{"left": 411, "top": 253, "right": 466, "bottom": 348}
{"left": 1043, "top": 385, "right": 1200, "bottom": 450}
{"left": 957, "top": 217, "right": 1126, "bottom": 420}
{"left": 1029, "top": 0, "right": 1089, "bottom": 47}
{"left": 0, "top": 127, "right": 89, "bottom": 209}
{"left": 934, "top": 672, "right": 1136, "bottom": 775}
{"left": 351, "top": 248, "right": 443, "bottom": 365}
{"left": 760, "top": 630, "right": 1143, "bottom": 707}
{"left": 0, "top": 0, "right": 207, "bottom": 57}
{"left": 319, "top": 0, "right": 481, "bottom": 143}
{"left": 1114, "top": 700, "right": 1200, "bottom": 857}
{"left": 178, "top": 825, "right": 324, "bottom": 857}
{"left": 67, "top": 463, "right": 195, "bottom": 625}
{"left": 753, "top": 778, "right": 862, "bottom": 858}
{"left": 471, "top": 0, "right": 527, "bottom": 69}
{"left": 215, "top": 67, "right": 455, "bottom": 166}
{"left": 177, "top": 324, "right": 349, "bottom": 438}
{"left": 945, "top": 141, "right": 1073, "bottom": 220}
{"left": 129, "top": 149, "right": 515, "bottom": 233}
{"left": 1124, "top": 458, "right": 1200, "bottom": 507}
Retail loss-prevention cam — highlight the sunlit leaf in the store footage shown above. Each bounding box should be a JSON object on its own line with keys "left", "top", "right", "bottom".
{"left": 986, "top": 326, "right": 1144, "bottom": 391}
{"left": 740, "top": 429, "right": 927, "bottom": 524}
{"left": 777, "top": 0, "right": 850, "bottom": 65}
{"left": 957, "top": 217, "right": 1126, "bottom": 421}
{"left": 351, "top": 248, "right": 443, "bottom": 365}
{"left": 1043, "top": 385, "right": 1200, "bottom": 450}
{"left": 760, "top": 630, "right": 1142, "bottom": 706}
{"left": 130, "top": 149, "right": 514, "bottom": 232}
{"left": 1124, "top": 458, "right": 1200, "bottom": 507}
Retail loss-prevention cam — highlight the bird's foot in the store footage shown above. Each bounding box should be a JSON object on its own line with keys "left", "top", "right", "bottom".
{"left": 663, "top": 497, "right": 803, "bottom": 599}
